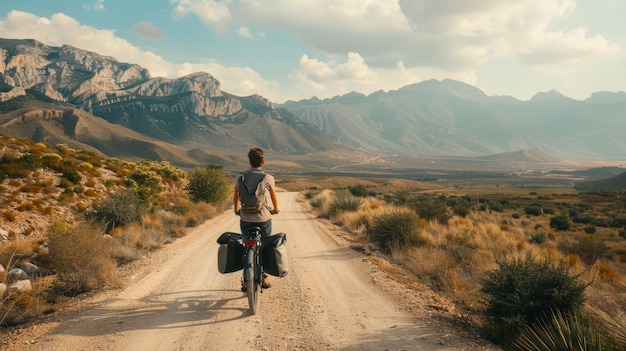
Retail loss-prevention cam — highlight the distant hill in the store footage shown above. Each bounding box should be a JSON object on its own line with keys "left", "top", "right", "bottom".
{"left": 576, "top": 170, "right": 626, "bottom": 191}
{"left": 280, "top": 79, "right": 626, "bottom": 161}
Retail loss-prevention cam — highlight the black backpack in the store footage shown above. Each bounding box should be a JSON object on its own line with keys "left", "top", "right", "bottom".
{"left": 239, "top": 171, "right": 267, "bottom": 213}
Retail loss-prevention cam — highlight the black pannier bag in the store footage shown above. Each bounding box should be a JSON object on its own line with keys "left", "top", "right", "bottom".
{"left": 217, "top": 232, "right": 244, "bottom": 274}
{"left": 261, "top": 233, "right": 289, "bottom": 277}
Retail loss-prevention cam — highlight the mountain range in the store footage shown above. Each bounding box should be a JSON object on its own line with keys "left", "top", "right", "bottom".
{"left": 0, "top": 38, "right": 625, "bottom": 172}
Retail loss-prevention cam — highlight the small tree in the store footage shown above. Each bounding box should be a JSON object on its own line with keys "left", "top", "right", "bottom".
{"left": 185, "top": 166, "right": 231, "bottom": 205}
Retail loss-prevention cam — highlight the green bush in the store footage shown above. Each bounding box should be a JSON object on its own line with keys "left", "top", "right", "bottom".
{"left": 62, "top": 169, "right": 82, "bottom": 185}
{"left": 348, "top": 185, "right": 369, "bottom": 197}
{"left": 367, "top": 210, "right": 421, "bottom": 252}
{"left": 524, "top": 205, "right": 543, "bottom": 216}
{"left": 481, "top": 252, "right": 589, "bottom": 345}
{"left": 550, "top": 215, "right": 571, "bottom": 231}
{"left": 328, "top": 195, "right": 362, "bottom": 217}
{"left": 89, "top": 189, "right": 147, "bottom": 232}
{"left": 185, "top": 166, "right": 231, "bottom": 205}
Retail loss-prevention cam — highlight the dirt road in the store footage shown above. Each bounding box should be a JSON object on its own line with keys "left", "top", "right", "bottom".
{"left": 16, "top": 192, "right": 498, "bottom": 350}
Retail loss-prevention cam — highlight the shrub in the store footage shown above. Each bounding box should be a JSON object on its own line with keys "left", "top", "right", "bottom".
{"left": 304, "top": 188, "right": 318, "bottom": 199}
{"left": 481, "top": 252, "right": 589, "bottom": 345}
{"left": 47, "top": 221, "right": 117, "bottom": 293}
{"left": 310, "top": 197, "right": 326, "bottom": 209}
{"left": 328, "top": 195, "right": 362, "bottom": 217}
{"left": 584, "top": 224, "right": 597, "bottom": 234}
{"left": 558, "top": 236, "right": 609, "bottom": 266}
{"left": 524, "top": 205, "right": 543, "bottom": 216}
{"left": 408, "top": 196, "right": 450, "bottom": 224}
{"left": 124, "top": 167, "right": 162, "bottom": 202}
{"left": 89, "top": 189, "right": 147, "bottom": 232}
{"left": 529, "top": 231, "right": 547, "bottom": 245}
{"left": 185, "top": 166, "right": 231, "bottom": 205}
{"left": 348, "top": 184, "right": 369, "bottom": 197}
{"left": 367, "top": 210, "right": 421, "bottom": 252}
{"left": 550, "top": 215, "right": 571, "bottom": 231}
{"left": 62, "top": 169, "right": 81, "bottom": 185}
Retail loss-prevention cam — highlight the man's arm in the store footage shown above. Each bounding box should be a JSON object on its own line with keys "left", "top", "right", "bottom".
{"left": 233, "top": 188, "right": 240, "bottom": 214}
{"left": 269, "top": 188, "right": 279, "bottom": 214}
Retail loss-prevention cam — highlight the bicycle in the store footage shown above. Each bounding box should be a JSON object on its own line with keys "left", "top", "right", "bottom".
{"left": 241, "top": 226, "right": 263, "bottom": 315}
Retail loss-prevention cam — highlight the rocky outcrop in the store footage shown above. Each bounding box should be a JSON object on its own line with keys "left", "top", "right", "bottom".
{"left": 0, "top": 86, "right": 26, "bottom": 101}
{"left": 0, "top": 39, "right": 241, "bottom": 119}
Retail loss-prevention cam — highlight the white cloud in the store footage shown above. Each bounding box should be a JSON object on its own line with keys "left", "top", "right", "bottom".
{"left": 173, "top": 0, "right": 622, "bottom": 79}
{"left": 131, "top": 21, "right": 166, "bottom": 40}
{"left": 236, "top": 26, "right": 253, "bottom": 39}
{"left": 84, "top": 0, "right": 106, "bottom": 11}
{"left": 170, "top": 0, "right": 231, "bottom": 34}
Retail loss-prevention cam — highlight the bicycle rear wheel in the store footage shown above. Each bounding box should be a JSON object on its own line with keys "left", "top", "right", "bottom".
{"left": 245, "top": 247, "right": 260, "bottom": 315}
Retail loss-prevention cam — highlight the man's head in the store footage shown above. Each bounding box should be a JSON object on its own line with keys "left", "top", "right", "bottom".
{"left": 248, "top": 147, "right": 265, "bottom": 168}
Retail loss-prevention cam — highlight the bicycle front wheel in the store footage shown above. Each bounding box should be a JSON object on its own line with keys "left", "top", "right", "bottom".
{"left": 245, "top": 247, "right": 260, "bottom": 315}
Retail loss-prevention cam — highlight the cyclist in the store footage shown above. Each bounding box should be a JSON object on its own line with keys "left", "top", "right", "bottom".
{"left": 233, "top": 147, "right": 279, "bottom": 290}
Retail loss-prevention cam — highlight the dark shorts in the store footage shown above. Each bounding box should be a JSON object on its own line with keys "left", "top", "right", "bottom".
{"left": 240, "top": 219, "right": 272, "bottom": 240}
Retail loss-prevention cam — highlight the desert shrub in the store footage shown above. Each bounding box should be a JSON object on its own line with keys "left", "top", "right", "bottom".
{"left": 304, "top": 188, "right": 318, "bottom": 199}
{"left": 124, "top": 167, "right": 162, "bottom": 203}
{"left": 584, "top": 224, "right": 597, "bottom": 234}
{"left": 408, "top": 196, "right": 450, "bottom": 224}
{"left": 529, "top": 230, "right": 547, "bottom": 245}
{"left": 558, "top": 236, "right": 609, "bottom": 266}
{"left": 309, "top": 197, "right": 326, "bottom": 209}
{"left": 511, "top": 310, "right": 621, "bottom": 351}
{"left": 185, "top": 166, "right": 231, "bottom": 205}
{"left": 453, "top": 203, "right": 470, "bottom": 217}
{"left": 573, "top": 213, "right": 596, "bottom": 224}
{"left": 47, "top": 221, "right": 117, "bottom": 294}
{"left": 481, "top": 252, "right": 589, "bottom": 345}
{"left": 524, "top": 204, "right": 543, "bottom": 216}
{"left": 367, "top": 210, "right": 421, "bottom": 252}
{"left": 62, "top": 169, "right": 81, "bottom": 185}
{"left": 550, "top": 215, "right": 571, "bottom": 231}
{"left": 89, "top": 189, "right": 147, "bottom": 232}
{"left": 328, "top": 195, "right": 362, "bottom": 217}
{"left": 348, "top": 184, "right": 369, "bottom": 197}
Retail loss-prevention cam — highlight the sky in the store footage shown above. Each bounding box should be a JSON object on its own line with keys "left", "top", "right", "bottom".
{"left": 0, "top": 0, "right": 625, "bottom": 103}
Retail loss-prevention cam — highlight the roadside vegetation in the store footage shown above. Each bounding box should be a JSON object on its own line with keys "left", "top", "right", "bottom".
{"left": 0, "top": 136, "right": 231, "bottom": 327}
{"left": 305, "top": 183, "right": 626, "bottom": 350}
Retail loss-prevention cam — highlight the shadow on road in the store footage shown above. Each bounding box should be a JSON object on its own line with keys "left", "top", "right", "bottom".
{"left": 48, "top": 289, "right": 253, "bottom": 337}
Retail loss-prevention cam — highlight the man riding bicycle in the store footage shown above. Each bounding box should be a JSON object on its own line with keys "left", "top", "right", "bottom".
{"left": 233, "top": 147, "right": 279, "bottom": 291}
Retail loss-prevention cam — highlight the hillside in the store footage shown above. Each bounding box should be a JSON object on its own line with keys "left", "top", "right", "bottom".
{"left": 281, "top": 79, "right": 626, "bottom": 161}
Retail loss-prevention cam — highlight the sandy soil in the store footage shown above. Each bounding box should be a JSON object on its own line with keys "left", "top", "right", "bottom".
{"left": 4, "top": 192, "right": 501, "bottom": 350}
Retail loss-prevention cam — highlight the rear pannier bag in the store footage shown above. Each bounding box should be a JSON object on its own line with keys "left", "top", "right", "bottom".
{"left": 261, "top": 233, "right": 289, "bottom": 277}
{"left": 217, "top": 232, "right": 244, "bottom": 274}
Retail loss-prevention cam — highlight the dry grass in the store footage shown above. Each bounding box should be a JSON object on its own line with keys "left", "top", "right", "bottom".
{"left": 311, "top": 187, "right": 626, "bottom": 347}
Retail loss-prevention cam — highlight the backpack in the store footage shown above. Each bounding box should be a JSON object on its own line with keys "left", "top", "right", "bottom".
{"left": 239, "top": 171, "right": 267, "bottom": 213}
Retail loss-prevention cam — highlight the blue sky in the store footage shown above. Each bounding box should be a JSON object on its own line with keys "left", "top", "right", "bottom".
{"left": 0, "top": 0, "right": 625, "bottom": 103}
